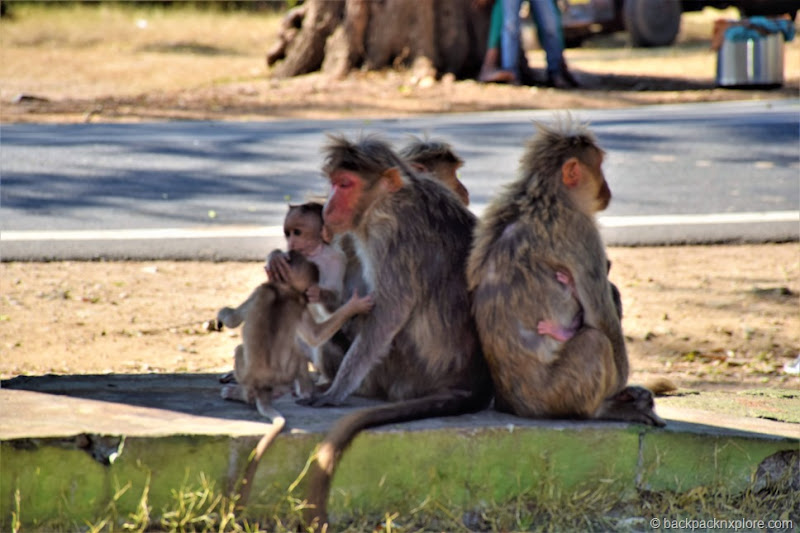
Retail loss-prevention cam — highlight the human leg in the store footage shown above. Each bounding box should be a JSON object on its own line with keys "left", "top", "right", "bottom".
{"left": 529, "top": 0, "right": 578, "bottom": 87}
{"left": 480, "top": 0, "right": 514, "bottom": 82}
{"left": 500, "top": 0, "right": 524, "bottom": 80}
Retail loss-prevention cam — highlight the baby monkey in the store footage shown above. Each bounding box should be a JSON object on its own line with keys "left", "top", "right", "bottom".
{"left": 537, "top": 268, "right": 582, "bottom": 342}
{"left": 538, "top": 261, "right": 621, "bottom": 342}
{"left": 218, "top": 202, "right": 345, "bottom": 329}
{"left": 220, "top": 250, "right": 372, "bottom": 422}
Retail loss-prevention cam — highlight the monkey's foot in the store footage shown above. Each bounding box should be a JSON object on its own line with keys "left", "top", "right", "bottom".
{"left": 220, "top": 383, "right": 243, "bottom": 401}
{"left": 219, "top": 370, "right": 236, "bottom": 384}
{"left": 296, "top": 392, "right": 343, "bottom": 408}
{"left": 599, "top": 385, "right": 666, "bottom": 427}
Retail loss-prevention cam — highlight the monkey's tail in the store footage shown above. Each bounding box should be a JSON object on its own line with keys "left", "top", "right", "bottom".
{"left": 304, "top": 390, "right": 485, "bottom": 528}
{"left": 644, "top": 377, "right": 678, "bottom": 396}
{"left": 237, "top": 399, "right": 286, "bottom": 506}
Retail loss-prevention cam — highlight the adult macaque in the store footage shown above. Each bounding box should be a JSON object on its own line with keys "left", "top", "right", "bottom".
{"left": 467, "top": 118, "right": 664, "bottom": 427}
{"left": 399, "top": 137, "right": 470, "bottom": 205}
{"left": 220, "top": 250, "right": 372, "bottom": 421}
{"left": 302, "top": 134, "right": 493, "bottom": 527}
{"left": 315, "top": 136, "right": 474, "bottom": 381}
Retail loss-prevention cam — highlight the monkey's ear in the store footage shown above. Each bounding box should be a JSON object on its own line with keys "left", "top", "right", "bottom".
{"left": 382, "top": 168, "right": 404, "bottom": 193}
{"left": 561, "top": 158, "right": 582, "bottom": 188}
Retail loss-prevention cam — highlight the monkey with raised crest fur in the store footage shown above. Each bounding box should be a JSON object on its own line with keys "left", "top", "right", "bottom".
{"left": 301, "top": 134, "right": 493, "bottom": 528}
{"left": 467, "top": 117, "right": 664, "bottom": 427}
{"left": 316, "top": 136, "right": 475, "bottom": 383}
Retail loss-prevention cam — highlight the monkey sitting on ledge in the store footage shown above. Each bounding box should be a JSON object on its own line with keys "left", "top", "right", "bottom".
{"left": 468, "top": 117, "right": 665, "bottom": 427}
{"left": 220, "top": 250, "right": 372, "bottom": 423}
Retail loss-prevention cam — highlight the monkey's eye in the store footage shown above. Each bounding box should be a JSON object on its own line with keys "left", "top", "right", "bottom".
{"left": 292, "top": 229, "right": 302, "bottom": 236}
{"left": 284, "top": 230, "right": 290, "bottom": 238}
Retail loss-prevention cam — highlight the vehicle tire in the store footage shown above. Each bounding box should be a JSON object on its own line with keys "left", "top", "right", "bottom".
{"left": 623, "top": 0, "right": 681, "bottom": 47}
{"left": 740, "top": 0, "right": 798, "bottom": 18}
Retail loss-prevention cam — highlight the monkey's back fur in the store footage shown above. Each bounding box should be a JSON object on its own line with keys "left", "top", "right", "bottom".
{"left": 239, "top": 282, "right": 308, "bottom": 396}
{"left": 356, "top": 170, "right": 492, "bottom": 401}
{"left": 467, "top": 121, "right": 626, "bottom": 418}
{"left": 305, "top": 135, "right": 494, "bottom": 527}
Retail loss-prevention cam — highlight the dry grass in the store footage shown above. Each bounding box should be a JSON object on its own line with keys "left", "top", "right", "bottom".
{"left": 1, "top": 4, "right": 797, "bottom": 123}
{"left": 0, "top": 3, "right": 278, "bottom": 101}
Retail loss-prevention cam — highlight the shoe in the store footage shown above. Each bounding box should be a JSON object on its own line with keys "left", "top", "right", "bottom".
{"left": 547, "top": 71, "right": 572, "bottom": 89}
{"left": 559, "top": 60, "right": 580, "bottom": 88}
{"left": 480, "top": 69, "right": 516, "bottom": 83}
{"left": 478, "top": 48, "right": 515, "bottom": 84}
{"left": 562, "top": 67, "right": 580, "bottom": 88}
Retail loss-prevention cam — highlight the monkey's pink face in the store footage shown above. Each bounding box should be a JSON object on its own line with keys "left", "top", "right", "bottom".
{"left": 323, "top": 170, "right": 364, "bottom": 234}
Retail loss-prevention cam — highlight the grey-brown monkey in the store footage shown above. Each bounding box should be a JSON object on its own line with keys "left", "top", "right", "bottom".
{"left": 467, "top": 117, "right": 664, "bottom": 427}
{"left": 301, "top": 134, "right": 493, "bottom": 528}
{"left": 220, "top": 250, "right": 372, "bottom": 422}
{"left": 317, "top": 136, "right": 475, "bottom": 381}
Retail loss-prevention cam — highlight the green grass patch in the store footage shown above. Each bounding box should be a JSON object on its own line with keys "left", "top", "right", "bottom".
{"left": 9, "top": 465, "right": 796, "bottom": 532}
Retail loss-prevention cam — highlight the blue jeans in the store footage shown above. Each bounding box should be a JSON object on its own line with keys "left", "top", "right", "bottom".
{"left": 501, "top": 0, "right": 565, "bottom": 79}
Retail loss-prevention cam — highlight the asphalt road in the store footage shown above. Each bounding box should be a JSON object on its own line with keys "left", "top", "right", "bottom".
{"left": 1, "top": 99, "right": 798, "bottom": 260}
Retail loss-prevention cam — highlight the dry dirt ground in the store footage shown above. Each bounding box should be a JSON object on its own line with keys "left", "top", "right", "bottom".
{"left": 1, "top": 5, "right": 798, "bottom": 122}
{"left": 0, "top": 6, "right": 798, "bottom": 395}
{"left": 1, "top": 245, "right": 799, "bottom": 393}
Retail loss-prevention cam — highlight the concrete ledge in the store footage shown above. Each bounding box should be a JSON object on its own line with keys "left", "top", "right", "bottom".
{"left": 1, "top": 374, "right": 797, "bottom": 529}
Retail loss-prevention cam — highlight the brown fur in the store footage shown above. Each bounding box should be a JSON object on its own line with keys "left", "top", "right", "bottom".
{"left": 400, "top": 136, "right": 470, "bottom": 205}
{"left": 222, "top": 250, "right": 372, "bottom": 507}
{"left": 303, "top": 134, "right": 492, "bottom": 528}
{"left": 221, "top": 251, "right": 372, "bottom": 419}
{"left": 316, "top": 135, "right": 474, "bottom": 385}
{"left": 220, "top": 251, "right": 319, "bottom": 418}
{"left": 467, "top": 117, "right": 663, "bottom": 426}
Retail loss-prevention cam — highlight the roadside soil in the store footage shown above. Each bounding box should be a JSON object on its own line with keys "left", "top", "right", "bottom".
{"left": 2, "top": 246, "right": 798, "bottom": 394}
{"left": 0, "top": 6, "right": 798, "bottom": 398}
{"left": 1, "top": 5, "right": 798, "bottom": 123}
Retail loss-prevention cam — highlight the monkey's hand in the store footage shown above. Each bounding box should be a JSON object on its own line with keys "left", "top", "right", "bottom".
{"left": 537, "top": 319, "right": 573, "bottom": 342}
{"left": 266, "top": 252, "right": 291, "bottom": 283}
{"left": 344, "top": 289, "right": 374, "bottom": 315}
{"left": 296, "top": 390, "right": 344, "bottom": 407}
{"left": 306, "top": 284, "right": 321, "bottom": 303}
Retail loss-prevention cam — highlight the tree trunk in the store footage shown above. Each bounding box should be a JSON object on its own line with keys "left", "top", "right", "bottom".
{"left": 269, "top": 0, "right": 491, "bottom": 80}
{"left": 270, "top": 0, "right": 345, "bottom": 79}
